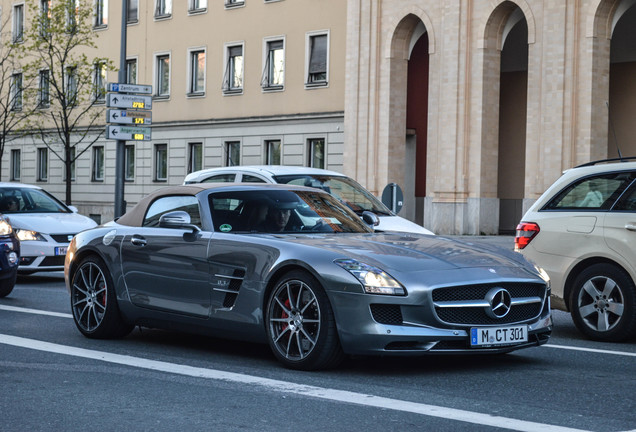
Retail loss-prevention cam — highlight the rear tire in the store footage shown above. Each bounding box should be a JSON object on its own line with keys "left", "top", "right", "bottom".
{"left": 265, "top": 270, "right": 344, "bottom": 370}
{"left": 70, "top": 255, "right": 133, "bottom": 339}
{"left": 569, "top": 263, "right": 636, "bottom": 342}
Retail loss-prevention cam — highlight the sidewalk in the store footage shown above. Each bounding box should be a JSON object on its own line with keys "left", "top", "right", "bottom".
{"left": 448, "top": 235, "right": 515, "bottom": 251}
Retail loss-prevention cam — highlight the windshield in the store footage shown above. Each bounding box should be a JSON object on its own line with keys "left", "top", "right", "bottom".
{"left": 0, "top": 187, "right": 70, "bottom": 214}
{"left": 272, "top": 174, "right": 392, "bottom": 216}
{"left": 208, "top": 189, "right": 373, "bottom": 234}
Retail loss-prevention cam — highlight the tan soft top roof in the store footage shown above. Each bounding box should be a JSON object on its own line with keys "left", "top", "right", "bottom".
{"left": 116, "top": 184, "right": 217, "bottom": 227}
{"left": 115, "top": 182, "right": 314, "bottom": 227}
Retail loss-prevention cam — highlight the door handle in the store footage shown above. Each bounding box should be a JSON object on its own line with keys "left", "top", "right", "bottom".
{"left": 625, "top": 224, "right": 636, "bottom": 232}
{"left": 130, "top": 235, "right": 147, "bottom": 246}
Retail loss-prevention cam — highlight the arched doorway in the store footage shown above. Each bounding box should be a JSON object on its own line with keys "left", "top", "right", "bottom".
{"left": 497, "top": 8, "right": 529, "bottom": 233}
{"left": 608, "top": 1, "right": 636, "bottom": 158}
{"left": 405, "top": 25, "right": 429, "bottom": 224}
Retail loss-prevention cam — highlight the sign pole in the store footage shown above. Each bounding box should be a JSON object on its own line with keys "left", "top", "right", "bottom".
{"left": 114, "top": 0, "right": 128, "bottom": 218}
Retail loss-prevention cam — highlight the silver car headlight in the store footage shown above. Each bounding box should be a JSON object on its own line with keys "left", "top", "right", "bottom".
{"left": 16, "top": 229, "right": 46, "bottom": 242}
{"left": 0, "top": 219, "right": 12, "bottom": 235}
{"left": 334, "top": 259, "right": 406, "bottom": 295}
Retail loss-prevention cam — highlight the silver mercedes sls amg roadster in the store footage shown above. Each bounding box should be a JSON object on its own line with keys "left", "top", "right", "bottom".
{"left": 64, "top": 183, "right": 552, "bottom": 370}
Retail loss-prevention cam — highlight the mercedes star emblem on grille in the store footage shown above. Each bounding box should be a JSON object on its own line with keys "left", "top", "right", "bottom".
{"left": 485, "top": 287, "right": 512, "bottom": 318}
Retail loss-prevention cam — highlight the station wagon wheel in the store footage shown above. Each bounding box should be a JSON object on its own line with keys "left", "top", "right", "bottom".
{"left": 570, "top": 263, "right": 636, "bottom": 342}
{"left": 266, "top": 270, "right": 344, "bottom": 370}
{"left": 71, "top": 256, "right": 132, "bottom": 339}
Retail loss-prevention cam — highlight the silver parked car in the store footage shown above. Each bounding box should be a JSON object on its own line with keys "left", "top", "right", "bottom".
{"left": 0, "top": 183, "right": 97, "bottom": 274}
{"left": 183, "top": 165, "right": 434, "bottom": 235}
{"left": 65, "top": 183, "right": 551, "bottom": 370}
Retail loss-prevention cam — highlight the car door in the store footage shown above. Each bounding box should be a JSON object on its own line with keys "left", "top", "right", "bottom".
{"left": 603, "top": 175, "right": 636, "bottom": 271}
{"left": 121, "top": 195, "right": 212, "bottom": 318}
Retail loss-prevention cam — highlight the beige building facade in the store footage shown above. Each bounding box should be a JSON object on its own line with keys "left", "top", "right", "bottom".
{"left": 1, "top": 0, "right": 346, "bottom": 223}
{"left": 2, "top": 0, "right": 636, "bottom": 235}
{"left": 345, "top": 0, "right": 636, "bottom": 234}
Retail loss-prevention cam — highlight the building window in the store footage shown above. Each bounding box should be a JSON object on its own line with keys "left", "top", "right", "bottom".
{"left": 39, "top": 70, "right": 50, "bottom": 108}
{"left": 155, "top": 54, "right": 170, "bottom": 97}
{"left": 225, "top": 0, "right": 244, "bottom": 8}
{"left": 10, "top": 150, "right": 20, "bottom": 181}
{"left": 37, "top": 148, "right": 48, "bottom": 181}
{"left": 225, "top": 141, "right": 240, "bottom": 166}
{"left": 308, "top": 138, "right": 325, "bottom": 168}
{"left": 66, "top": 66, "right": 78, "bottom": 106}
{"left": 94, "top": 0, "right": 108, "bottom": 27}
{"left": 154, "top": 144, "right": 168, "bottom": 181}
{"left": 127, "top": 0, "right": 138, "bottom": 23}
{"left": 189, "top": 50, "right": 205, "bottom": 95}
{"left": 155, "top": 0, "right": 172, "bottom": 18}
{"left": 125, "top": 144, "right": 135, "bottom": 181}
{"left": 306, "top": 33, "right": 328, "bottom": 86}
{"left": 40, "top": 0, "right": 51, "bottom": 38}
{"left": 93, "top": 61, "right": 107, "bottom": 102}
{"left": 188, "top": 142, "right": 203, "bottom": 173}
{"left": 189, "top": 0, "right": 207, "bottom": 12}
{"left": 266, "top": 140, "right": 281, "bottom": 165}
{"left": 92, "top": 146, "right": 104, "bottom": 181}
{"left": 126, "top": 59, "right": 137, "bottom": 84}
{"left": 13, "top": 4, "right": 24, "bottom": 42}
{"left": 66, "top": 0, "right": 79, "bottom": 33}
{"left": 65, "top": 147, "right": 76, "bottom": 181}
{"left": 10, "top": 73, "right": 22, "bottom": 111}
{"left": 222, "top": 45, "right": 243, "bottom": 94}
{"left": 262, "top": 39, "right": 284, "bottom": 90}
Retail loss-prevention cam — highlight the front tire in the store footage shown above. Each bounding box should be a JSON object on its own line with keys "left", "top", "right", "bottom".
{"left": 0, "top": 272, "right": 17, "bottom": 298}
{"left": 570, "top": 263, "right": 636, "bottom": 342}
{"left": 70, "top": 255, "right": 133, "bottom": 339}
{"left": 265, "top": 270, "right": 344, "bottom": 370}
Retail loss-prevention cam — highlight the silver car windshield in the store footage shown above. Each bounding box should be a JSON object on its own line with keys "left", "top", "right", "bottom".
{"left": 272, "top": 174, "right": 392, "bottom": 216}
{"left": 208, "top": 189, "right": 374, "bottom": 234}
{"left": 0, "top": 187, "right": 70, "bottom": 214}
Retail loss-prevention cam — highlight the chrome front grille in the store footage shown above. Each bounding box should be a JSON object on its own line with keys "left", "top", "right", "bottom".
{"left": 432, "top": 282, "right": 546, "bottom": 325}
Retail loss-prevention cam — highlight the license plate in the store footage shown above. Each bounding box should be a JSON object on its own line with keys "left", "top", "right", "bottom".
{"left": 54, "top": 246, "right": 68, "bottom": 256}
{"left": 470, "top": 325, "right": 527, "bottom": 347}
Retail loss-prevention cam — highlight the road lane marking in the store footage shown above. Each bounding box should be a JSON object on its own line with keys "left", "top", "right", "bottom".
{"left": 0, "top": 304, "right": 72, "bottom": 319}
{"left": 0, "top": 334, "right": 590, "bottom": 432}
{"left": 545, "top": 344, "right": 636, "bottom": 357}
{"left": 2, "top": 304, "right": 636, "bottom": 359}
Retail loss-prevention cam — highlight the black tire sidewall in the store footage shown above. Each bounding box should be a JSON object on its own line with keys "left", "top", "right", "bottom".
{"left": 570, "top": 263, "right": 636, "bottom": 342}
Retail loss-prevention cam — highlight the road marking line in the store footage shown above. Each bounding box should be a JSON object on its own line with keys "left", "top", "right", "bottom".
{"left": 0, "top": 304, "right": 72, "bottom": 319}
{"left": 1, "top": 304, "right": 635, "bottom": 359}
{"left": 0, "top": 334, "right": 589, "bottom": 432}
{"left": 545, "top": 344, "right": 636, "bottom": 357}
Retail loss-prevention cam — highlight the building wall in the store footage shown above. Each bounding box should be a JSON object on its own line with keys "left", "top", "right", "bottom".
{"left": 345, "top": 0, "right": 636, "bottom": 234}
{"left": 1, "top": 0, "right": 346, "bottom": 223}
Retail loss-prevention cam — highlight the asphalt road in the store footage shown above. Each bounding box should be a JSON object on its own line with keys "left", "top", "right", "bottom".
{"left": 1, "top": 257, "right": 635, "bottom": 432}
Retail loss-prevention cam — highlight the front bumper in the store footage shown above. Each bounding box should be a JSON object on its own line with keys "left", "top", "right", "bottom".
{"left": 330, "top": 287, "right": 552, "bottom": 356}
{"left": 18, "top": 237, "right": 71, "bottom": 273}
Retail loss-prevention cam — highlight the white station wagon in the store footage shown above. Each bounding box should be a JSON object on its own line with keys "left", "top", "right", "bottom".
{"left": 184, "top": 165, "right": 434, "bottom": 235}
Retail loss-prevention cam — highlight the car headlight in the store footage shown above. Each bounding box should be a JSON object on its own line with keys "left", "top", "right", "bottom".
{"left": 16, "top": 229, "right": 46, "bottom": 242}
{"left": 334, "top": 259, "right": 406, "bottom": 295}
{"left": 0, "top": 219, "right": 12, "bottom": 235}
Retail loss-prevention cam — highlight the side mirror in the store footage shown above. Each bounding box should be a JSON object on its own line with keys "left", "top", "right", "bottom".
{"left": 68, "top": 205, "right": 79, "bottom": 213}
{"left": 159, "top": 211, "right": 201, "bottom": 233}
{"left": 361, "top": 211, "right": 380, "bottom": 227}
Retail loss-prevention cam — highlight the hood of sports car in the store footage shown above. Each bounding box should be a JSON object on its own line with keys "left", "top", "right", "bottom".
{"left": 6, "top": 213, "right": 97, "bottom": 235}
{"left": 283, "top": 233, "right": 525, "bottom": 273}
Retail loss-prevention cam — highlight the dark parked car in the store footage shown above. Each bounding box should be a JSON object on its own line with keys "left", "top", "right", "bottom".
{"left": 65, "top": 183, "right": 551, "bottom": 370}
{"left": 0, "top": 214, "right": 20, "bottom": 297}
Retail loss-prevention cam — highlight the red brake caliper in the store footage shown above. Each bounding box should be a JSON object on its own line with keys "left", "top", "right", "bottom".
{"left": 280, "top": 298, "right": 291, "bottom": 332}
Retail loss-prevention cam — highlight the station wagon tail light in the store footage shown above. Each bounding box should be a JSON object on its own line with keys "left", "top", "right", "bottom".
{"left": 334, "top": 259, "right": 406, "bottom": 296}
{"left": 515, "top": 222, "right": 540, "bottom": 251}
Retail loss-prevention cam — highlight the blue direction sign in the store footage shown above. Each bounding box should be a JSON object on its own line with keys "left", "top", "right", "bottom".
{"left": 107, "top": 93, "right": 152, "bottom": 110}
{"left": 108, "top": 83, "right": 152, "bottom": 94}
{"left": 106, "top": 125, "right": 152, "bottom": 141}
{"left": 107, "top": 109, "right": 152, "bottom": 125}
